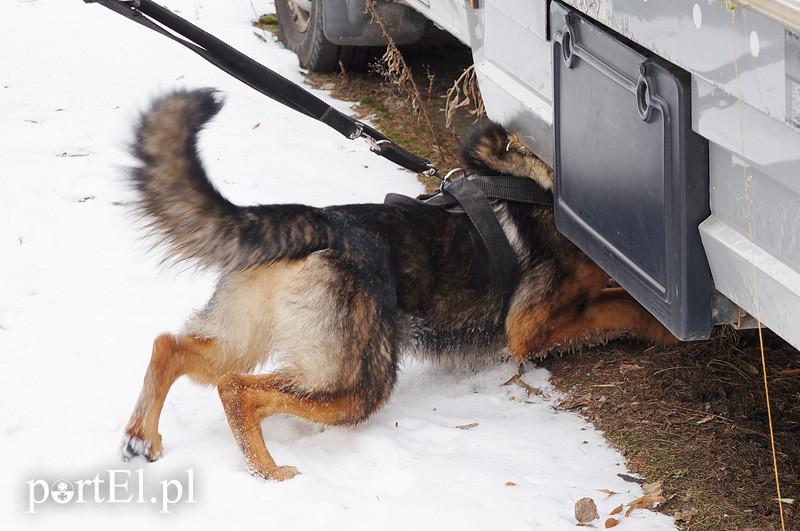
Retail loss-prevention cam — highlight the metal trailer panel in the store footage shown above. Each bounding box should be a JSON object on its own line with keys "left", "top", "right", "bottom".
{"left": 466, "top": 1, "right": 555, "bottom": 165}
{"left": 550, "top": 2, "right": 713, "bottom": 340}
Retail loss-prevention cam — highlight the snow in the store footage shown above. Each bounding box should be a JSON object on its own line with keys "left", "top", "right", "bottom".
{"left": 0, "top": 1, "right": 676, "bottom": 529}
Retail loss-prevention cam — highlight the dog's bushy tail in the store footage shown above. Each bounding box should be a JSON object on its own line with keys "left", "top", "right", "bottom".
{"left": 131, "top": 89, "right": 330, "bottom": 271}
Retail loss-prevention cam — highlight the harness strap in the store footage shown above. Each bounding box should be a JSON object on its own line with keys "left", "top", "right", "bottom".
{"left": 84, "top": 0, "right": 436, "bottom": 175}
{"left": 386, "top": 176, "right": 553, "bottom": 297}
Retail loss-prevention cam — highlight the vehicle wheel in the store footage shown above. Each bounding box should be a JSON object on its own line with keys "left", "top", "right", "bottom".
{"left": 275, "top": 0, "right": 376, "bottom": 73}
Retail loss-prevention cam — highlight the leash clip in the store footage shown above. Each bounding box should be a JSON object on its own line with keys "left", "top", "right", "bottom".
{"left": 364, "top": 136, "right": 390, "bottom": 153}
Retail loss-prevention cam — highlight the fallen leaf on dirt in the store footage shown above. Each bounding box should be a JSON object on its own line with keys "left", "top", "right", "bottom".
{"left": 597, "top": 488, "right": 619, "bottom": 497}
{"left": 738, "top": 360, "right": 760, "bottom": 375}
{"left": 604, "top": 517, "right": 619, "bottom": 528}
{"left": 625, "top": 482, "right": 666, "bottom": 516}
{"left": 610, "top": 504, "right": 623, "bottom": 515}
{"left": 673, "top": 509, "right": 696, "bottom": 522}
{"left": 617, "top": 473, "right": 645, "bottom": 484}
{"left": 619, "top": 363, "right": 642, "bottom": 374}
{"left": 779, "top": 368, "right": 800, "bottom": 377}
{"left": 695, "top": 415, "right": 714, "bottom": 425}
{"left": 575, "top": 497, "right": 599, "bottom": 524}
{"left": 455, "top": 422, "right": 479, "bottom": 430}
{"left": 559, "top": 394, "right": 591, "bottom": 411}
{"left": 505, "top": 481, "right": 517, "bottom": 487}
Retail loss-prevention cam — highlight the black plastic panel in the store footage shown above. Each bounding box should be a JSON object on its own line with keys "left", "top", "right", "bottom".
{"left": 550, "top": 2, "right": 712, "bottom": 340}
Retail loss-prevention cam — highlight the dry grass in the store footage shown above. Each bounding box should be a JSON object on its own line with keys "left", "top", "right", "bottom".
{"left": 541, "top": 328, "right": 799, "bottom": 530}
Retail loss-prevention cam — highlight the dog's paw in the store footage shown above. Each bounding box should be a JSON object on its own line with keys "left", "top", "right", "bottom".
{"left": 121, "top": 433, "right": 163, "bottom": 462}
{"left": 253, "top": 464, "right": 301, "bottom": 482}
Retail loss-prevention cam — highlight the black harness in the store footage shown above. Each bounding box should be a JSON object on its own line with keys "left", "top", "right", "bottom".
{"left": 386, "top": 175, "right": 551, "bottom": 296}
{"left": 85, "top": 0, "right": 553, "bottom": 297}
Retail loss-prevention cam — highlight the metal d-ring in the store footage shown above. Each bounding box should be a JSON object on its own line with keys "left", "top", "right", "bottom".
{"left": 440, "top": 167, "right": 465, "bottom": 192}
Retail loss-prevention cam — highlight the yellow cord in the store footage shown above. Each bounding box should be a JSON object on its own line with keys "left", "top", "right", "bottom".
{"left": 728, "top": 3, "right": 786, "bottom": 529}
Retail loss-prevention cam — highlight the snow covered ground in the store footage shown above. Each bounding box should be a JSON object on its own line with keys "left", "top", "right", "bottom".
{"left": 0, "top": 1, "right": 675, "bottom": 529}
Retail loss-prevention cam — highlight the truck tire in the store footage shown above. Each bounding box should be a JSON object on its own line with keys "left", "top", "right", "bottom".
{"left": 275, "top": 0, "right": 373, "bottom": 73}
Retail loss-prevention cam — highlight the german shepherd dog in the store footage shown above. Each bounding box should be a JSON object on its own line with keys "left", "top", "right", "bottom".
{"left": 122, "top": 89, "right": 675, "bottom": 480}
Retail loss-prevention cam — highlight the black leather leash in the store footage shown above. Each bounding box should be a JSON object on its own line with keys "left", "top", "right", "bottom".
{"left": 84, "top": 0, "right": 436, "bottom": 176}
{"left": 85, "top": 0, "right": 554, "bottom": 299}
{"left": 386, "top": 174, "right": 552, "bottom": 297}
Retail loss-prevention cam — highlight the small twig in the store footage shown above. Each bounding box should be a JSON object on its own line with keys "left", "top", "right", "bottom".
{"left": 617, "top": 473, "right": 646, "bottom": 485}
{"left": 651, "top": 366, "right": 691, "bottom": 377}
{"left": 501, "top": 374, "right": 541, "bottom": 397}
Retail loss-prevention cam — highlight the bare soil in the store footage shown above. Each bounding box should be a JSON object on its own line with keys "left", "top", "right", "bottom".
{"left": 542, "top": 329, "right": 799, "bottom": 530}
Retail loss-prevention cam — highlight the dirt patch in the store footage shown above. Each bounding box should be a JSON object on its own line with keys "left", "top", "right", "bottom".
{"left": 540, "top": 329, "right": 799, "bottom": 530}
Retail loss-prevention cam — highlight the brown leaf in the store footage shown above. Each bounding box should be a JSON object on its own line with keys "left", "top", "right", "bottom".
{"left": 673, "top": 509, "right": 695, "bottom": 522}
{"left": 625, "top": 482, "right": 666, "bottom": 516}
{"left": 575, "top": 497, "right": 599, "bottom": 524}
{"left": 604, "top": 517, "right": 619, "bottom": 528}
{"left": 501, "top": 374, "right": 541, "bottom": 397}
{"left": 619, "top": 363, "right": 642, "bottom": 374}
{"left": 455, "top": 422, "right": 479, "bottom": 430}
{"left": 597, "top": 488, "right": 619, "bottom": 497}
{"left": 610, "top": 504, "right": 623, "bottom": 515}
{"left": 559, "top": 394, "right": 591, "bottom": 411}
{"left": 505, "top": 481, "right": 517, "bottom": 487}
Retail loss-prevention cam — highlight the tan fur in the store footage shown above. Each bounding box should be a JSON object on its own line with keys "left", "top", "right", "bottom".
{"left": 217, "top": 373, "right": 366, "bottom": 480}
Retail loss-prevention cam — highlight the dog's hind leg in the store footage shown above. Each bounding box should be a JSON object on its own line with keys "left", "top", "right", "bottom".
{"left": 217, "top": 374, "right": 383, "bottom": 481}
{"left": 122, "top": 334, "right": 226, "bottom": 461}
{"left": 216, "top": 251, "right": 399, "bottom": 480}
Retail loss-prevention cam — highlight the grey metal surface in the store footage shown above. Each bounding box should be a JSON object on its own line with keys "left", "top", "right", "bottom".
{"left": 465, "top": 1, "right": 554, "bottom": 165}
{"left": 322, "top": 1, "right": 427, "bottom": 46}
{"left": 559, "top": 0, "right": 796, "bottom": 131}
{"left": 695, "top": 75, "right": 800, "bottom": 346}
{"left": 399, "top": 0, "right": 469, "bottom": 45}
{"left": 551, "top": 2, "right": 712, "bottom": 340}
